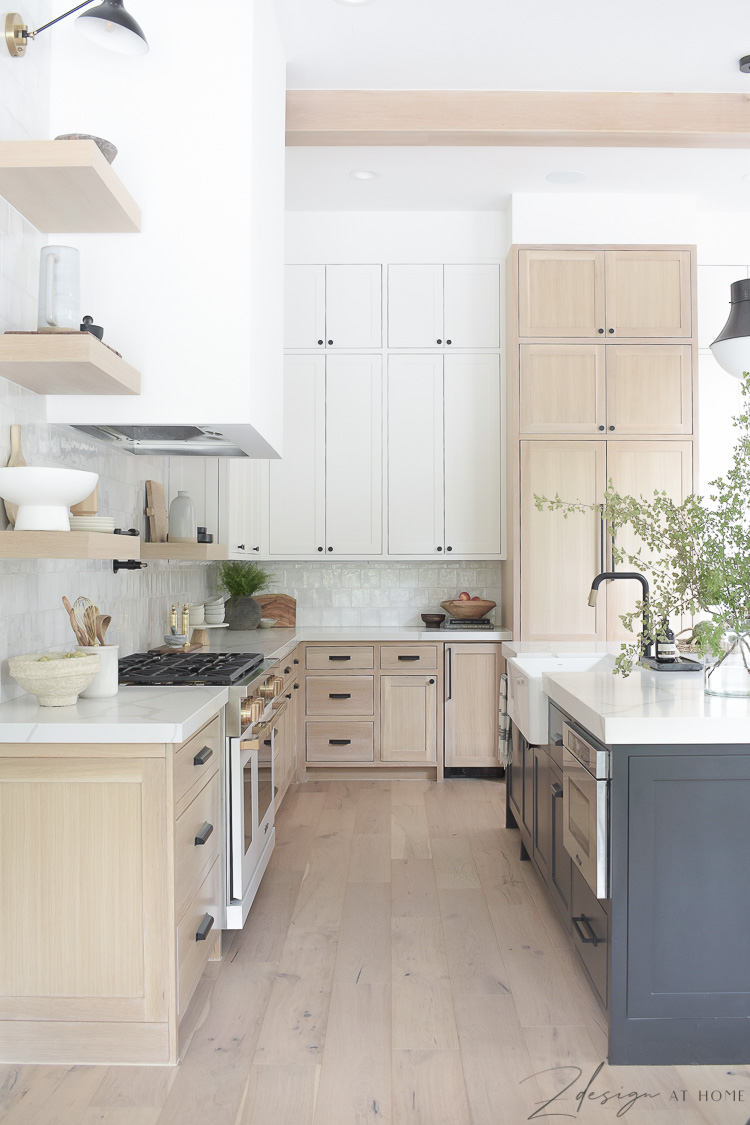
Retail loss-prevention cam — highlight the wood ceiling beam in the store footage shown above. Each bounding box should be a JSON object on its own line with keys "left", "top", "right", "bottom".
{"left": 286, "top": 90, "right": 750, "bottom": 148}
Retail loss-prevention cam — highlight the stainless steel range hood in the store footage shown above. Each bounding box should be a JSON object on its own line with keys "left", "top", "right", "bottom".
{"left": 72, "top": 425, "right": 249, "bottom": 457}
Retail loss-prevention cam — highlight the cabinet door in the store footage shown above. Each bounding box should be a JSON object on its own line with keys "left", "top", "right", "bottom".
{"left": 444, "top": 643, "right": 502, "bottom": 768}
{"left": 520, "top": 440, "right": 607, "bottom": 641}
{"left": 219, "top": 459, "right": 266, "bottom": 559}
{"left": 325, "top": 355, "right": 382, "bottom": 555}
{"left": 605, "top": 345, "right": 693, "bottom": 434}
{"left": 284, "top": 264, "right": 325, "bottom": 349}
{"left": 444, "top": 354, "right": 502, "bottom": 556}
{"left": 549, "top": 761, "right": 572, "bottom": 916}
{"left": 380, "top": 675, "right": 438, "bottom": 763}
{"left": 606, "top": 441, "right": 693, "bottom": 642}
{"left": 325, "top": 264, "right": 382, "bottom": 349}
{"left": 387, "top": 354, "right": 444, "bottom": 555}
{"left": 443, "top": 264, "right": 500, "bottom": 348}
{"left": 519, "top": 250, "right": 605, "bottom": 338}
{"left": 521, "top": 731, "right": 534, "bottom": 839}
{"left": 605, "top": 250, "right": 692, "bottom": 338}
{"left": 387, "top": 264, "right": 444, "bottom": 347}
{"left": 533, "top": 745, "right": 551, "bottom": 885}
{"left": 520, "top": 344, "right": 605, "bottom": 434}
{"left": 268, "top": 356, "right": 326, "bottom": 555}
{"left": 507, "top": 724, "right": 524, "bottom": 825}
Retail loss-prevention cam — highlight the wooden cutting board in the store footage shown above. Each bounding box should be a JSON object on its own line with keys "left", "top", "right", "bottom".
{"left": 255, "top": 594, "right": 296, "bottom": 627}
{"left": 3, "top": 425, "right": 25, "bottom": 526}
{"left": 145, "top": 480, "right": 168, "bottom": 542}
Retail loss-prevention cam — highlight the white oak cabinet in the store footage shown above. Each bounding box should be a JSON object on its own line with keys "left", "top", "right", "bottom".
{"left": 380, "top": 674, "right": 438, "bottom": 763}
{"left": 268, "top": 354, "right": 382, "bottom": 557}
{"left": 519, "top": 439, "right": 692, "bottom": 641}
{"left": 387, "top": 353, "right": 502, "bottom": 558}
{"left": 518, "top": 249, "right": 692, "bottom": 339}
{"left": 444, "top": 642, "right": 504, "bottom": 768}
{"left": 519, "top": 343, "right": 693, "bottom": 435}
{"left": 284, "top": 264, "right": 382, "bottom": 349}
{"left": 388, "top": 263, "right": 500, "bottom": 348}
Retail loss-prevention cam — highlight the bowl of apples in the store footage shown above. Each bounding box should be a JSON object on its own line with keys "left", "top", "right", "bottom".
{"left": 440, "top": 592, "right": 497, "bottom": 620}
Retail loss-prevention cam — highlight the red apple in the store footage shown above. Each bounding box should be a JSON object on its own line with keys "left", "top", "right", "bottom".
{"left": 471, "top": 596, "right": 482, "bottom": 601}
{"left": 458, "top": 591, "right": 471, "bottom": 601}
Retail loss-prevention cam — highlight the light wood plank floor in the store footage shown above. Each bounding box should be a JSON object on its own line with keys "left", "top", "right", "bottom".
{"left": 1, "top": 778, "right": 748, "bottom": 1125}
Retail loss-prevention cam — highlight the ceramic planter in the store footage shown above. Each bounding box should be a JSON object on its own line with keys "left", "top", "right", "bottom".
{"left": 225, "top": 596, "right": 263, "bottom": 630}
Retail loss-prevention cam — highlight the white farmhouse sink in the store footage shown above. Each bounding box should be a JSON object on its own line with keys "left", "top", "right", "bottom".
{"left": 507, "top": 653, "right": 610, "bottom": 745}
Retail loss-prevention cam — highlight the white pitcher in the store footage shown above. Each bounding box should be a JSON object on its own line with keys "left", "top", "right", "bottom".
{"left": 38, "top": 245, "right": 80, "bottom": 331}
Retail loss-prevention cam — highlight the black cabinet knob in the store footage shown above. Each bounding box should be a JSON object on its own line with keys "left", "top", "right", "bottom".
{"left": 446, "top": 546, "right": 453, "bottom": 552}
{"left": 446, "top": 339, "right": 452, "bottom": 345}
{"left": 428, "top": 678, "right": 435, "bottom": 685}
{"left": 598, "top": 328, "right": 604, "bottom": 334}
{"left": 327, "top": 339, "right": 333, "bottom": 345}
{"left": 609, "top": 425, "right": 615, "bottom": 431}
{"left": 598, "top": 425, "right": 605, "bottom": 431}
{"left": 437, "top": 338, "right": 442, "bottom": 344}
{"left": 317, "top": 339, "right": 324, "bottom": 345}
{"left": 327, "top": 546, "right": 333, "bottom": 552}
{"left": 608, "top": 328, "right": 615, "bottom": 334}
{"left": 436, "top": 546, "right": 443, "bottom": 552}
{"left": 318, "top": 546, "right": 324, "bottom": 552}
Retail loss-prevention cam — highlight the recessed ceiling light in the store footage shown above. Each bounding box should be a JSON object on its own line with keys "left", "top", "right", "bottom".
{"left": 546, "top": 170, "right": 587, "bottom": 184}
{"left": 349, "top": 169, "right": 380, "bottom": 180}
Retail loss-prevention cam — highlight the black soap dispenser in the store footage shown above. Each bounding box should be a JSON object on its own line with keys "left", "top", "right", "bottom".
{"left": 655, "top": 619, "right": 677, "bottom": 664}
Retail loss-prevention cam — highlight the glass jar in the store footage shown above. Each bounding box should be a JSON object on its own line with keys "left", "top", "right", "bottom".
{"left": 703, "top": 631, "right": 750, "bottom": 698}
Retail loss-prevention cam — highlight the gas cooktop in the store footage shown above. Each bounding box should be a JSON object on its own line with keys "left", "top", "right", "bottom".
{"left": 119, "top": 651, "right": 265, "bottom": 686}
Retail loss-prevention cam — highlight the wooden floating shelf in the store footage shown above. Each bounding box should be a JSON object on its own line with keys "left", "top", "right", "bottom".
{"left": 0, "top": 140, "right": 141, "bottom": 233}
{"left": 0, "top": 333, "right": 140, "bottom": 396}
{"left": 141, "top": 543, "right": 227, "bottom": 561}
{"left": 0, "top": 531, "right": 142, "bottom": 560}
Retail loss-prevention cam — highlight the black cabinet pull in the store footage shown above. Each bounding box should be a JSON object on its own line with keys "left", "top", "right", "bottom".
{"left": 252, "top": 546, "right": 260, "bottom": 552}
{"left": 263, "top": 738, "right": 272, "bottom": 746}
{"left": 553, "top": 737, "right": 563, "bottom": 746}
{"left": 286, "top": 691, "right": 292, "bottom": 699}
{"left": 551, "top": 782, "right": 563, "bottom": 799}
{"left": 398, "top": 654, "right": 420, "bottom": 661}
{"left": 194, "top": 821, "right": 214, "bottom": 846}
{"left": 193, "top": 746, "right": 213, "bottom": 766}
{"left": 572, "top": 914, "right": 600, "bottom": 947}
{"left": 195, "top": 913, "right": 214, "bottom": 942}
{"left": 329, "top": 738, "right": 351, "bottom": 745}
{"left": 329, "top": 654, "right": 351, "bottom": 661}
{"left": 237, "top": 543, "right": 245, "bottom": 550}
{"left": 329, "top": 692, "right": 351, "bottom": 699}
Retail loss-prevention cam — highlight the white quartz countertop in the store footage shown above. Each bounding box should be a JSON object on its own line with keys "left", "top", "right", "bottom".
{"left": 0, "top": 685, "right": 228, "bottom": 745}
{"left": 214, "top": 625, "right": 513, "bottom": 662}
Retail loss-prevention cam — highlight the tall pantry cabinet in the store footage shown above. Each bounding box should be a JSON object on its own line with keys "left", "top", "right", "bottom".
{"left": 504, "top": 246, "right": 698, "bottom": 641}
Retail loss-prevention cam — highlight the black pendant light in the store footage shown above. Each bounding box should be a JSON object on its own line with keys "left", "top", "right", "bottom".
{"left": 5, "top": 0, "right": 148, "bottom": 58}
{"left": 710, "top": 279, "right": 750, "bottom": 380}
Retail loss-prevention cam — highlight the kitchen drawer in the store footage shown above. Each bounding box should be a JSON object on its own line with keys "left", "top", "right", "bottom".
{"left": 570, "top": 866, "right": 609, "bottom": 1010}
{"left": 177, "top": 854, "right": 220, "bottom": 1015}
{"left": 306, "top": 646, "right": 374, "bottom": 670}
{"left": 306, "top": 722, "right": 374, "bottom": 762}
{"left": 380, "top": 645, "right": 438, "bottom": 671}
{"left": 175, "top": 770, "right": 220, "bottom": 922}
{"left": 174, "top": 715, "right": 220, "bottom": 806}
{"left": 306, "top": 676, "right": 375, "bottom": 717}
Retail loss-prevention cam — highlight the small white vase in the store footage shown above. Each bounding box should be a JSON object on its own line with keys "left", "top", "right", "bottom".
{"left": 168, "top": 490, "right": 196, "bottom": 542}
{"left": 78, "top": 645, "right": 119, "bottom": 698}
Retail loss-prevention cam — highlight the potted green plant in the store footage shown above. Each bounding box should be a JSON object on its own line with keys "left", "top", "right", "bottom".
{"left": 535, "top": 374, "right": 750, "bottom": 695}
{"left": 216, "top": 561, "right": 275, "bottom": 631}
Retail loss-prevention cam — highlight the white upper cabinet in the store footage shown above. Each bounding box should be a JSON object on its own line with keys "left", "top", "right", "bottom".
{"left": 387, "top": 354, "right": 445, "bottom": 555}
{"left": 444, "top": 354, "right": 502, "bottom": 556}
{"left": 284, "top": 265, "right": 325, "bottom": 349}
{"left": 325, "top": 265, "right": 382, "bottom": 349}
{"left": 325, "top": 355, "right": 383, "bottom": 555}
{"left": 268, "top": 355, "right": 326, "bottom": 555}
{"left": 219, "top": 460, "right": 266, "bottom": 559}
{"left": 443, "top": 265, "right": 500, "bottom": 348}
{"left": 284, "top": 264, "right": 382, "bottom": 349}
{"left": 388, "top": 264, "right": 500, "bottom": 348}
{"left": 388, "top": 265, "right": 444, "bottom": 347}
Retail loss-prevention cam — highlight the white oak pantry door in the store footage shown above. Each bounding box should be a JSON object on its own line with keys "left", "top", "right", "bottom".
{"left": 268, "top": 355, "right": 326, "bottom": 555}
{"left": 325, "top": 354, "right": 383, "bottom": 555}
{"left": 518, "top": 249, "right": 606, "bottom": 338}
{"left": 519, "top": 343, "right": 606, "bottom": 434}
{"left": 443, "top": 353, "right": 502, "bottom": 556}
{"left": 387, "top": 264, "right": 444, "bottom": 347}
{"left": 386, "top": 354, "right": 444, "bottom": 555}
{"left": 604, "top": 249, "right": 692, "bottom": 338}
{"left": 284, "top": 264, "right": 325, "bottom": 349}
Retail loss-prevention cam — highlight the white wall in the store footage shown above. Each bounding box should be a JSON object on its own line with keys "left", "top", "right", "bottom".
{"left": 44, "top": 0, "right": 286, "bottom": 458}
{"left": 508, "top": 192, "right": 747, "bottom": 495}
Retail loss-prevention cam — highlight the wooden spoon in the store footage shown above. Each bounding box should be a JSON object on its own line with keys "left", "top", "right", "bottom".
{"left": 95, "top": 614, "right": 112, "bottom": 646}
{"left": 3, "top": 425, "right": 25, "bottom": 526}
{"left": 83, "top": 604, "right": 99, "bottom": 646}
{"left": 62, "top": 596, "right": 88, "bottom": 647}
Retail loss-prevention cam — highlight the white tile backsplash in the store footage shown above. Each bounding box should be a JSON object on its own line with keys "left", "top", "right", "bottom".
{"left": 263, "top": 560, "right": 502, "bottom": 628}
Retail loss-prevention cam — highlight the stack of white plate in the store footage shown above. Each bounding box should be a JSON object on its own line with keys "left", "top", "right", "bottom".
{"left": 69, "top": 516, "right": 116, "bottom": 534}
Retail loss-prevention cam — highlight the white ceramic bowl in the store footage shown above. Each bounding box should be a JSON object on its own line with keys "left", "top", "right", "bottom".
{"left": 0, "top": 467, "right": 99, "bottom": 531}
{"left": 257, "top": 618, "right": 277, "bottom": 629}
{"left": 9, "top": 651, "right": 100, "bottom": 706}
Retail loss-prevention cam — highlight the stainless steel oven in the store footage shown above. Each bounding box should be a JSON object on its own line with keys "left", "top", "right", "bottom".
{"left": 562, "top": 721, "right": 610, "bottom": 899}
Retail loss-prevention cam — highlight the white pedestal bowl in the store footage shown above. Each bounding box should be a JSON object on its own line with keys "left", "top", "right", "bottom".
{"left": 0, "top": 467, "right": 99, "bottom": 530}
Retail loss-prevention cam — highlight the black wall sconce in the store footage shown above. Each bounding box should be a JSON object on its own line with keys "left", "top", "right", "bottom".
{"left": 5, "top": 0, "right": 148, "bottom": 58}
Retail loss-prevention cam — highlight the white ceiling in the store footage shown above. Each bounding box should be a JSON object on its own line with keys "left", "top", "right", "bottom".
{"left": 286, "top": 145, "right": 750, "bottom": 211}
{"left": 275, "top": 0, "right": 750, "bottom": 92}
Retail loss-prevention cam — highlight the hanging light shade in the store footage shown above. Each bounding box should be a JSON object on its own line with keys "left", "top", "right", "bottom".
{"left": 710, "top": 278, "right": 750, "bottom": 379}
{"left": 75, "top": 0, "right": 148, "bottom": 55}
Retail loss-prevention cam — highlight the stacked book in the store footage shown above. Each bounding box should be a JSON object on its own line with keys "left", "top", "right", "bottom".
{"left": 444, "top": 618, "right": 494, "bottom": 630}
